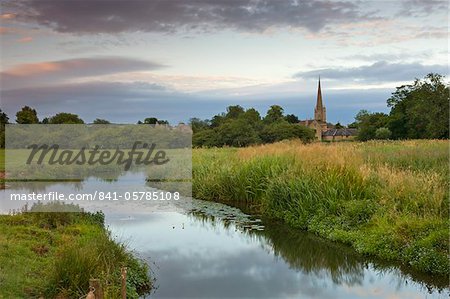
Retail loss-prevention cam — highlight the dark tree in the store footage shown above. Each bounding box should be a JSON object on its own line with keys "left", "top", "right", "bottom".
{"left": 217, "top": 118, "right": 260, "bottom": 147}
{"left": 387, "top": 73, "right": 449, "bottom": 139}
{"left": 0, "top": 109, "right": 9, "bottom": 126}
{"left": 192, "top": 129, "right": 219, "bottom": 147}
{"left": 93, "top": 118, "right": 110, "bottom": 124}
{"left": 264, "top": 105, "right": 284, "bottom": 123}
{"left": 0, "top": 109, "right": 9, "bottom": 148}
{"left": 210, "top": 114, "right": 225, "bottom": 128}
{"left": 225, "top": 105, "right": 245, "bottom": 119}
{"left": 260, "top": 121, "right": 314, "bottom": 143}
{"left": 144, "top": 117, "right": 158, "bottom": 124}
{"left": 189, "top": 118, "right": 210, "bottom": 133}
{"left": 16, "top": 106, "right": 39, "bottom": 124}
{"left": 243, "top": 108, "right": 261, "bottom": 123}
{"left": 285, "top": 114, "right": 299, "bottom": 124}
{"left": 353, "top": 110, "right": 389, "bottom": 141}
{"left": 49, "top": 113, "right": 84, "bottom": 124}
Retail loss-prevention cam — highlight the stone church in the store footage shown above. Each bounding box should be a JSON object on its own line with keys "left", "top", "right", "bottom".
{"left": 299, "top": 78, "right": 357, "bottom": 141}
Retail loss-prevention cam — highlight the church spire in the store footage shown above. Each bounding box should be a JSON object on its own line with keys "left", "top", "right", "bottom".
{"left": 314, "top": 76, "right": 326, "bottom": 123}
{"left": 316, "top": 76, "right": 323, "bottom": 110}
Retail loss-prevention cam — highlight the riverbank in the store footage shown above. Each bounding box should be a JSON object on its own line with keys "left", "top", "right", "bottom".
{"left": 0, "top": 204, "right": 152, "bottom": 298}
{"left": 192, "top": 140, "right": 449, "bottom": 276}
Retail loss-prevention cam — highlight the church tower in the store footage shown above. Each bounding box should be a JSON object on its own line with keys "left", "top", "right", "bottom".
{"left": 314, "top": 77, "right": 326, "bottom": 123}
{"left": 298, "top": 77, "right": 331, "bottom": 141}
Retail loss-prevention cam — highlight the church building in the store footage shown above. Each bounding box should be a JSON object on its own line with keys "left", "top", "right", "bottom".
{"left": 299, "top": 78, "right": 357, "bottom": 141}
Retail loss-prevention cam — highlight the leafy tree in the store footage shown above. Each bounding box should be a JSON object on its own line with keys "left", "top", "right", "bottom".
{"left": 285, "top": 114, "right": 299, "bottom": 124}
{"left": 218, "top": 119, "right": 260, "bottom": 147}
{"left": 144, "top": 117, "right": 158, "bottom": 124}
{"left": 335, "top": 122, "right": 344, "bottom": 129}
{"left": 157, "top": 120, "right": 169, "bottom": 125}
{"left": 191, "top": 105, "right": 312, "bottom": 147}
{"left": 387, "top": 73, "right": 449, "bottom": 139}
{"left": 210, "top": 114, "right": 225, "bottom": 128}
{"left": 353, "top": 110, "right": 389, "bottom": 141}
{"left": 0, "top": 109, "right": 9, "bottom": 148}
{"left": 0, "top": 109, "right": 9, "bottom": 126}
{"left": 49, "top": 113, "right": 84, "bottom": 124}
{"left": 209, "top": 105, "right": 246, "bottom": 127}
{"left": 261, "top": 121, "right": 314, "bottom": 143}
{"left": 192, "top": 129, "right": 219, "bottom": 147}
{"left": 93, "top": 118, "right": 110, "bottom": 124}
{"left": 16, "top": 106, "right": 39, "bottom": 124}
{"left": 243, "top": 108, "right": 261, "bottom": 123}
{"left": 264, "top": 105, "right": 284, "bottom": 123}
{"left": 375, "top": 127, "right": 392, "bottom": 139}
{"left": 242, "top": 108, "right": 263, "bottom": 131}
{"left": 189, "top": 118, "right": 210, "bottom": 133}
{"left": 41, "top": 117, "right": 49, "bottom": 124}
{"left": 225, "top": 105, "right": 245, "bottom": 119}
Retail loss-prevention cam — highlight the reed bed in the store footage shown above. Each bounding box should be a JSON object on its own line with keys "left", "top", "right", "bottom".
{"left": 192, "top": 140, "right": 449, "bottom": 276}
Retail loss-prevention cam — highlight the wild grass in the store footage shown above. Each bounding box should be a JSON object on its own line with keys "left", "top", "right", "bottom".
{"left": 0, "top": 205, "right": 152, "bottom": 298}
{"left": 192, "top": 140, "right": 450, "bottom": 276}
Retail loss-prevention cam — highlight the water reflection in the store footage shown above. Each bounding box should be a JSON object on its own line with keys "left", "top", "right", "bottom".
{"left": 189, "top": 208, "right": 366, "bottom": 285}
{"left": 0, "top": 171, "right": 191, "bottom": 214}
{"left": 107, "top": 202, "right": 449, "bottom": 299}
{"left": 189, "top": 202, "right": 450, "bottom": 295}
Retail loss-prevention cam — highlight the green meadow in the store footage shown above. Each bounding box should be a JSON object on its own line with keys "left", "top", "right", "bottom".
{"left": 192, "top": 140, "right": 449, "bottom": 276}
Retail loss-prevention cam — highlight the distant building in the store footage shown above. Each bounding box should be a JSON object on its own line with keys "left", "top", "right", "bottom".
{"left": 299, "top": 78, "right": 357, "bottom": 141}
{"left": 322, "top": 128, "right": 358, "bottom": 141}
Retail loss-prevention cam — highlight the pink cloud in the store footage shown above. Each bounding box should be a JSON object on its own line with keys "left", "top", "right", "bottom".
{"left": 17, "top": 36, "right": 33, "bottom": 43}
{"left": 0, "top": 13, "right": 16, "bottom": 19}
{"left": 1, "top": 56, "right": 165, "bottom": 89}
{"left": 4, "top": 61, "right": 62, "bottom": 76}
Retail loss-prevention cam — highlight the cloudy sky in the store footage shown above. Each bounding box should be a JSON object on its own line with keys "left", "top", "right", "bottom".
{"left": 0, "top": 0, "right": 448, "bottom": 124}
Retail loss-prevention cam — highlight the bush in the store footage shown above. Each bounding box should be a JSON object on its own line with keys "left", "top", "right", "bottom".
{"left": 375, "top": 127, "right": 392, "bottom": 139}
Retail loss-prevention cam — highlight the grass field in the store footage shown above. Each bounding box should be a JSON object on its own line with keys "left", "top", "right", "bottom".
{"left": 192, "top": 140, "right": 450, "bottom": 276}
{"left": 0, "top": 205, "right": 152, "bottom": 298}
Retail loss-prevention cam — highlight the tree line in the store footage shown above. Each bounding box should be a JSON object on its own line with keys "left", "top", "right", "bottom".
{"left": 190, "top": 105, "right": 315, "bottom": 147}
{"left": 189, "top": 73, "right": 449, "bottom": 145}
{"left": 1, "top": 73, "right": 448, "bottom": 148}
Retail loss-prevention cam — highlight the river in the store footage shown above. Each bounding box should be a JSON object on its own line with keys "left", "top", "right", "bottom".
{"left": 1, "top": 172, "right": 448, "bottom": 298}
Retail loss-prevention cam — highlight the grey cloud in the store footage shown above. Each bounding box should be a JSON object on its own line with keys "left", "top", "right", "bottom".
{"left": 343, "top": 53, "right": 404, "bottom": 62}
{"left": 9, "top": 0, "right": 376, "bottom": 34}
{"left": 293, "top": 61, "right": 447, "bottom": 83}
{"left": 143, "top": 247, "right": 340, "bottom": 299}
{"left": 340, "top": 51, "right": 434, "bottom": 63}
{"left": 397, "top": 0, "right": 448, "bottom": 17}
{"left": 1, "top": 56, "right": 165, "bottom": 89}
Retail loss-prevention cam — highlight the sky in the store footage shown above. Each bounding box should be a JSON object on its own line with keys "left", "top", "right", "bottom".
{"left": 0, "top": 0, "right": 448, "bottom": 125}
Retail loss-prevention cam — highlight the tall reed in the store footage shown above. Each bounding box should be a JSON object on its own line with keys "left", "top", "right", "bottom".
{"left": 192, "top": 140, "right": 450, "bottom": 275}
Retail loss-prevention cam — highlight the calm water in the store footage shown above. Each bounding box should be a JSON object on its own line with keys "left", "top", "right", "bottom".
{"left": 1, "top": 172, "right": 449, "bottom": 299}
